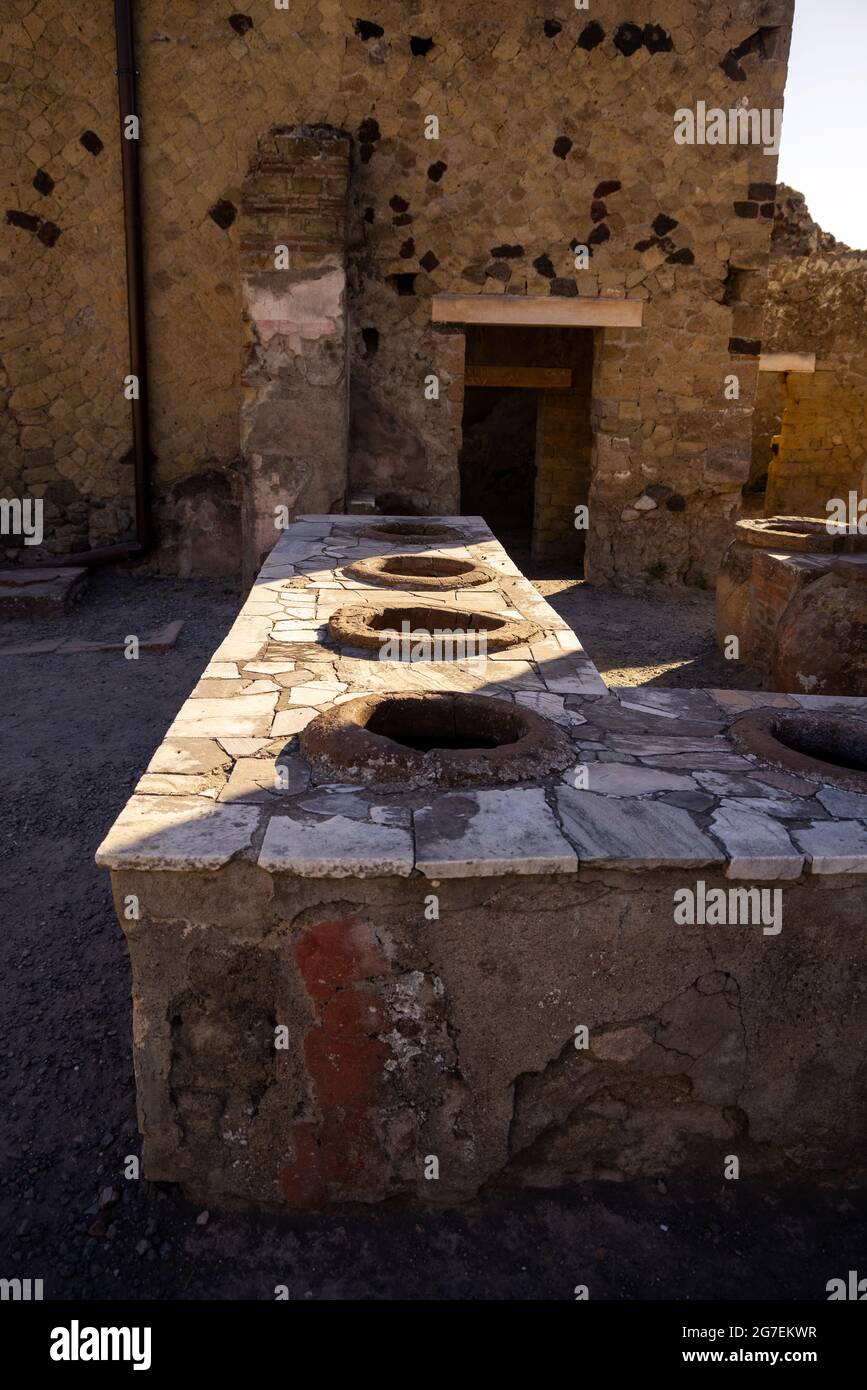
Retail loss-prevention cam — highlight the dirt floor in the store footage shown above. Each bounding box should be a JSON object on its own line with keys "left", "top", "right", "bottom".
{"left": 515, "top": 549, "right": 763, "bottom": 689}
{"left": 1, "top": 568, "right": 860, "bottom": 1302}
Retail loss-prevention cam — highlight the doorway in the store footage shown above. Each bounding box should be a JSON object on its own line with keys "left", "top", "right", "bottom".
{"left": 457, "top": 325, "right": 594, "bottom": 571}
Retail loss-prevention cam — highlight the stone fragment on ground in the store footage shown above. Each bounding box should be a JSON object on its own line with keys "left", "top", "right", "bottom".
{"left": 0, "top": 566, "right": 88, "bottom": 615}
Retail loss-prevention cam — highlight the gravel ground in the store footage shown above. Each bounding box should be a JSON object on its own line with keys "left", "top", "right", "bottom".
{"left": 1, "top": 569, "right": 859, "bottom": 1302}
{"left": 513, "top": 551, "right": 763, "bottom": 690}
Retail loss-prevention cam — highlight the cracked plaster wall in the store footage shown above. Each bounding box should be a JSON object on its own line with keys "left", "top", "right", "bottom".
{"left": 113, "top": 863, "right": 867, "bottom": 1209}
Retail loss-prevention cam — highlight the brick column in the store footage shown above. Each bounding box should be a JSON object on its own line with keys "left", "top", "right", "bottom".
{"left": 240, "top": 126, "right": 350, "bottom": 583}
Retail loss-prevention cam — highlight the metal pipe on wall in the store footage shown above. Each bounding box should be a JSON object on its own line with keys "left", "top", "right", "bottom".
{"left": 41, "top": 0, "right": 152, "bottom": 567}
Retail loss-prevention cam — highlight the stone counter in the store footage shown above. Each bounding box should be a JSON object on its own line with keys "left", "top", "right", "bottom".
{"left": 97, "top": 517, "right": 867, "bottom": 1208}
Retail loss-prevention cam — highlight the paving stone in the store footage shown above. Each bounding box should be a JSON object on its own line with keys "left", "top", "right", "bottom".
{"left": 479, "top": 659, "right": 545, "bottom": 690}
{"left": 0, "top": 566, "right": 87, "bottom": 614}
{"left": 708, "top": 689, "right": 797, "bottom": 712}
{"left": 642, "top": 752, "right": 755, "bottom": 771}
{"left": 514, "top": 690, "right": 586, "bottom": 726}
{"left": 708, "top": 806, "right": 804, "bottom": 880}
{"left": 242, "top": 661, "right": 298, "bottom": 674}
{"left": 203, "top": 662, "right": 240, "bottom": 678}
{"left": 258, "top": 814, "right": 413, "bottom": 877}
{"left": 816, "top": 786, "right": 867, "bottom": 818}
{"left": 297, "top": 788, "right": 374, "bottom": 821}
{"left": 544, "top": 670, "right": 609, "bottom": 695}
{"left": 584, "top": 762, "right": 697, "bottom": 797}
{"left": 658, "top": 791, "right": 716, "bottom": 812}
{"left": 748, "top": 767, "right": 825, "bottom": 796}
{"left": 696, "top": 770, "right": 805, "bottom": 798}
{"left": 192, "top": 679, "right": 249, "bottom": 698}
{"left": 724, "top": 796, "right": 826, "bottom": 820}
{"left": 0, "top": 638, "right": 65, "bottom": 655}
{"left": 271, "top": 707, "right": 319, "bottom": 737}
{"left": 218, "top": 757, "right": 308, "bottom": 803}
{"left": 57, "top": 619, "right": 183, "bottom": 654}
{"left": 556, "top": 788, "right": 722, "bottom": 869}
{"left": 217, "top": 737, "right": 272, "bottom": 757}
{"left": 618, "top": 697, "right": 679, "bottom": 720}
{"left": 95, "top": 796, "right": 261, "bottom": 870}
{"left": 415, "top": 789, "right": 577, "bottom": 878}
{"left": 792, "top": 822, "right": 867, "bottom": 874}
{"left": 167, "top": 693, "right": 278, "bottom": 738}
{"left": 136, "top": 773, "right": 214, "bottom": 796}
{"left": 239, "top": 679, "right": 281, "bottom": 695}
{"left": 791, "top": 697, "right": 867, "bottom": 722}
{"left": 265, "top": 641, "right": 337, "bottom": 662}
{"left": 210, "top": 617, "right": 273, "bottom": 661}
{"left": 139, "top": 621, "right": 184, "bottom": 651}
{"left": 286, "top": 681, "right": 347, "bottom": 705}
{"left": 614, "top": 686, "right": 722, "bottom": 720}
{"left": 147, "top": 738, "right": 231, "bottom": 776}
{"left": 612, "top": 735, "right": 736, "bottom": 756}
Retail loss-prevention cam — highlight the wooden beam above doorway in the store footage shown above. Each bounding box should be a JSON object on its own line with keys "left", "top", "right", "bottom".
{"left": 432, "top": 294, "right": 644, "bottom": 329}
{"left": 464, "top": 365, "right": 573, "bottom": 389}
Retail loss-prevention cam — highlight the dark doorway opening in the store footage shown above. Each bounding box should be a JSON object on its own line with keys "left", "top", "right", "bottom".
{"left": 458, "top": 387, "right": 537, "bottom": 553}
{"left": 457, "top": 325, "right": 594, "bottom": 573}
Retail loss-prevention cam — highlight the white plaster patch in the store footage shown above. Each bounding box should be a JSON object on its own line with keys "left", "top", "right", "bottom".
{"left": 244, "top": 268, "right": 345, "bottom": 350}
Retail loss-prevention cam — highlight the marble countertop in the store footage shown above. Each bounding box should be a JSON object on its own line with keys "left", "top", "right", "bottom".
{"left": 95, "top": 516, "right": 867, "bottom": 880}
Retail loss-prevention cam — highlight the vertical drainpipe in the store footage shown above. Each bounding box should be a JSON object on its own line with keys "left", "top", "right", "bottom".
{"left": 113, "top": 0, "right": 152, "bottom": 553}
{"left": 42, "top": 0, "right": 153, "bottom": 566}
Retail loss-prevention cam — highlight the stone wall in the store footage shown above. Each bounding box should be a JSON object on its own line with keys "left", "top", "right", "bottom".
{"left": 240, "top": 126, "right": 350, "bottom": 583}
{"left": 109, "top": 861, "right": 867, "bottom": 1207}
{"left": 753, "top": 187, "right": 867, "bottom": 517}
{"left": 2, "top": 1, "right": 794, "bottom": 581}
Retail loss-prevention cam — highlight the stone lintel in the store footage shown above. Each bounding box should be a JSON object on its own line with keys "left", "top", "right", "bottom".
{"left": 758, "top": 351, "right": 817, "bottom": 373}
{"left": 431, "top": 294, "right": 644, "bottom": 329}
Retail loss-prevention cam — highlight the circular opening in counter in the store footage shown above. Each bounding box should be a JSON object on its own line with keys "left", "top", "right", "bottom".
{"left": 360, "top": 520, "right": 465, "bottom": 543}
{"left": 729, "top": 709, "right": 867, "bottom": 790}
{"left": 343, "top": 554, "right": 495, "bottom": 590}
{"left": 327, "top": 602, "right": 540, "bottom": 655}
{"left": 299, "top": 692, "right": 575, "bottom": 789}
{"left": 735, "top": 516, "right": 867, "bottom": 554}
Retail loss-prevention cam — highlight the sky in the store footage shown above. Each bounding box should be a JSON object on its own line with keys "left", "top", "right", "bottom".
{"left": 777, "top": 0, "right": 867, "bottom": 248}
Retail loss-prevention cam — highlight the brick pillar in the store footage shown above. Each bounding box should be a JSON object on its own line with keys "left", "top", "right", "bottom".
{"left": 532, "top": 387, "right": 591, "bottom": 565}
{"left": 240, "top": 126, "right": 350, "bottom": 584}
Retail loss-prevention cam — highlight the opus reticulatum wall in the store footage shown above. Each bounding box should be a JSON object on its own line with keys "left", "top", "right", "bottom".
{"left": 2, "top": 2, "right": 794, "bottom": 584}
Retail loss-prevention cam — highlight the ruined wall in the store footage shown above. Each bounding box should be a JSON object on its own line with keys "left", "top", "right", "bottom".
{"left": 240, "top": 126, "right": 350, "bottom": 583}
{"left": 110, "top": 862, "right": 867, "bottom": 1208}
{"left": 753, "top": 187, "right": 867, "bottom": 517}
{"left": 748, "top": 369, "right": 784, "bottom": 493}
{"left": 2, "top": 1, "right": 793, "bottom": 580}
